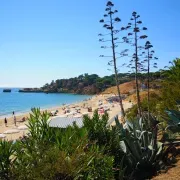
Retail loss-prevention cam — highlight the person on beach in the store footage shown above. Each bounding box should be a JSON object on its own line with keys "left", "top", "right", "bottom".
{"left": 4, "top": 117, "right": 7, "bottom": 127}
{"left": 12, "top": 111, "right": 15, "bottom": 116}
{"left": 22, "top": 117, "right": 26, "bottom": 122}
{"left": 14, "top": 116, "right": 17, "bottom": 126}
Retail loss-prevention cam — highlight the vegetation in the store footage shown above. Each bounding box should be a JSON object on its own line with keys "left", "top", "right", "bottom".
{"left": 1, "top": 1, "right": 180, "bottom": 180}
{"left": 1, "top": 109, "right": 115, "bottom": 180}
{"left": 0, "top": 58, "right": 180, "bottom": 179}
{"left": 160, "top": 58, "right": 180, "bottom": 110}
{"left": 127, "top": 58, "right": 180, "bottom": 121}
{"left": 35, "top": 73, "right": 131, "bottom": 94}
{"left": 39, "top": 72, "right": 163, "bottom": 95}
{"left": 1, "top": 106, "right": 179, "bottom": 180}
{"left": 20, "top": 72, "right": 145, "bottom": 94}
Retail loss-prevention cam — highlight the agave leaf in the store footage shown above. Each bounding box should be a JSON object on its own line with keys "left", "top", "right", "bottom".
{"left": 120, "top": 141, "right": 126, "bottom": 153}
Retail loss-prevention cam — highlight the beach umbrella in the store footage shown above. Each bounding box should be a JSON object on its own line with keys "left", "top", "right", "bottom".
{"left": 82, "top": 112, "right": 90, "bottom": 115}
{"left": 73, "top": 114, "right": 82, "bottom": 118}
{"left": 71, "top": 111, "right": 77, "bottom": 114}
{"left": 18, "top": 125, "right": 28, "bottom": 130}
{"left": 4, "top": 129, "right": 20, "bottom": 134}
{"left": 0, "top": 134, "right": 6, "bottom": 138}
{"left": 66, "top": 112, "right": 76, "bottom": 116}
{"left": 58, "top": 114, "right": 68, "bottom": 118}
{"left": 75, "top": 108, "right": 81, "bottom": 110}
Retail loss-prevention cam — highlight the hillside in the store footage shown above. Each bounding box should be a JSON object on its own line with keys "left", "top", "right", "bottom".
{"left": 19, "top": 72, "right": 162, "bottom": 95}
{"left": 126, "top": 89, "right": 160, "bottom": 102}
{"left": 102, "top": 79, "right": 161, "bottom": 94}
{"left": 102, "top": 80, "right": 161, "bottom": 104}
{"left": 20, "top": 73, "right": 137, "bottom": 95}
{"left": 40, "top": 72, "right": 162, "bottom": 95}
{"left": 102, "top": 80, "right": 137, "bottom": 95}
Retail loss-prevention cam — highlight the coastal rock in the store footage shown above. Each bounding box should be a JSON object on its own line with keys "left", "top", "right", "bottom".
{"left": 3, "top": 89, "right": 11, "bottom": 92}
{"left": 19, "top": 88, "right": 43, "bottom": 93}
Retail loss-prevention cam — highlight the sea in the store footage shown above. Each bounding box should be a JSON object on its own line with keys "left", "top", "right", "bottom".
{"left": 0, "top": 88, "right": 92, "bottom": 118}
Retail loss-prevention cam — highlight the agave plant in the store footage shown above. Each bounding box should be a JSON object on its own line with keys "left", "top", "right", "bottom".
{"left": 165, "top": 110, "right": 180, "bottom": 134}
{"left": 115, "top": 115, "right": 166, "bottom": 179}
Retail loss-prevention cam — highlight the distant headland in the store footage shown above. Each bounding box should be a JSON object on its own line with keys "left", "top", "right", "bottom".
{"left": 18, "top": 72, "right": 161, "bottom": 95}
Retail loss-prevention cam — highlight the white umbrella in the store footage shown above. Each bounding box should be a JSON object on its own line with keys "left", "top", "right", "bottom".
{"left": 82, "top": 112, "right": 90, "bottom": 115}
{"left": 0, "top": 134, "right": 6, "bottom": 138}
{"left": 58, "top": 114, "right": 68, "bottom": 118}
{"left": 4, "top": 129, "right": 20, "bottom": 134}
{"left": 73, "top": 114, "right": 82, "bottom": 118}
{"left": 66, "top": 112, "right": 75, "bottom": 116}
{"left": 75, "top": 108, "right": 81, "bottom": 110}
{"left": 18, "top": 125, "right": 28, "bottom": 130}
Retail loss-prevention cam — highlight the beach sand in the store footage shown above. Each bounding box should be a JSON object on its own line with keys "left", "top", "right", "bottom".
{"left": 0, "top": 94, "right": 133, "bottom": 141}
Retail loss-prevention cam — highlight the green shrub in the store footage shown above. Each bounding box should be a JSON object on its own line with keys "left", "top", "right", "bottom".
{"left": 10, "top": 109, "right": 115, "bottom": 180}
{"left": 0, "top": 140, "right": 15, "bottom": 180}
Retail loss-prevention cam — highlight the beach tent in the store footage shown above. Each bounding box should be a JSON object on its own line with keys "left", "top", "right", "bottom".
{"left": 49, "top": 116, "right": 83, "bottom": 128}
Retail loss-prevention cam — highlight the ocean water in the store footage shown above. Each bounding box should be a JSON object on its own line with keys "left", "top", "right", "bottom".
{"left": 0, "top": 88, "right": 92, "bottom": 117}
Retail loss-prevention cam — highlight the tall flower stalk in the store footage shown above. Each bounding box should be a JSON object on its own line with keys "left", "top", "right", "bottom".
{"left": 99, "top": 1, "right": 126, "bottom": 118}
{"left": 144, "top": 41, "right": 158, "bottom": 118}
{"left": 122, "top": 12, "right": 148, "bottom": 117}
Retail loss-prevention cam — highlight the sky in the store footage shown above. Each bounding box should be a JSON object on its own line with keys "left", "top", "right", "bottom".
{"left": 0, "top": 0, "right": 179, "bottom": 87}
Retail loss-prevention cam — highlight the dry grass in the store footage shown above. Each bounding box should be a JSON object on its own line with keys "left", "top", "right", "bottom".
{"left": 102, "top": 80, "right": 160, "bottom": 103}
{"left": 102, "top": 80, "right": 137, "bottom": 95}
{"left": 126, "top": 89, "right": 160, "bottom": 103}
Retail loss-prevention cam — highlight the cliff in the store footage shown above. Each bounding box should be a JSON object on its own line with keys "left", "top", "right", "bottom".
{"left": 19, "top": 72, "right": 162, "bottom": 95}
{"left": 39, "top": 73, "right": 134, "bottom": 95}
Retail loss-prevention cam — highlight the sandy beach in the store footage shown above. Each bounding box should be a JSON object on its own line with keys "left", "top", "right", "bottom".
{"left": 0, "top": 94, "right": 132, "bottom": 141}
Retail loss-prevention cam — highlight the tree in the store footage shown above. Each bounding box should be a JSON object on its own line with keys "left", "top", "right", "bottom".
{"left": 164, "top": 58, "right": 180, "bottom": 82}
{"left": 122, "top": 12, "right": 148, "bottom": 117}
{"left": 161, "top": 58, "right": 180, "bottom": 110}
{"left": 99, "top": 1, "right": 125, "bottom": 118}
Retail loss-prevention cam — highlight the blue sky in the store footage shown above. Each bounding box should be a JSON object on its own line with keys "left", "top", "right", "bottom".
{"left": 0, "top": 0, "right": 179, "bottom": 87}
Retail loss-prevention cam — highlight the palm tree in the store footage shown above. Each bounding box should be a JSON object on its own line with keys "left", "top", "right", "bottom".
{"left": 164, "top": 58, "right": 180, "bottom": 82}
{"left": 161, "top": 58, "right": 180, "bottom": 110}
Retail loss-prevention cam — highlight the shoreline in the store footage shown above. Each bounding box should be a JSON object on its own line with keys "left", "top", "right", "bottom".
{"left": 0, "top": 95, "right": 93, "bottom": 119}
{"left": 0, "top": 94, "right": 133, "bottom": 141}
